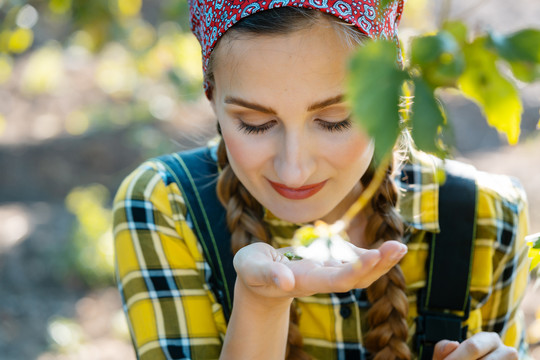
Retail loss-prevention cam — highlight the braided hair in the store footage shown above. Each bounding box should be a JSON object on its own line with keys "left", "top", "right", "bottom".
{"left": 216, "top": 136, "right": 410, "bottom": 360}
{"left": 210, "top": 7, "right": 410, "bottom": 360}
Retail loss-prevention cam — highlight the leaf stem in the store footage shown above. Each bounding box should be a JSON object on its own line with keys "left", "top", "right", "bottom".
{"left": 341, "top": 155, "right": 391, "bottom": 226}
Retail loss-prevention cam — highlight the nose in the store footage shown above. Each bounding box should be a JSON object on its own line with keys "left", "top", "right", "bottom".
{"left": 273, "top": 129, "right": 316, "bottom": 188}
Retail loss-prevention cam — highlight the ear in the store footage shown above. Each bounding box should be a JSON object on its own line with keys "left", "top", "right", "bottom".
{"left": 207, "top": 85, "right": 217, "bottom": 115}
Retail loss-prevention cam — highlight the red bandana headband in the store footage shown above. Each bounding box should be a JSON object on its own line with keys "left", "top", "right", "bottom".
{"left": 188, "top": 0, "right": 405, "bottom": 98}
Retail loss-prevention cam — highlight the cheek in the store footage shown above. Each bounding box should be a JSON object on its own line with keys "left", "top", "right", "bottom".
{"left": 325, "top": 131, "right": 374, "bottom": 172}
{"left": 221, "top": 125, "right": 270, "bottom": 176}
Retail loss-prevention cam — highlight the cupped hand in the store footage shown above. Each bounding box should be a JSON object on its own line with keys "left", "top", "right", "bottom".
{"left": 233, "top": 240, "right": 408, "bottom": 300}
{"left": 433, "top": 332, "right": 518, "bottom": 360}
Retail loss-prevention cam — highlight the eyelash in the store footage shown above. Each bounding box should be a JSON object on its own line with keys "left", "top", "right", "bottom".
{"left": 237, "top": 120, "right": 276, "bottom": 134}
{"left": 237, "top": 118, "right": 352, "bottom": 135}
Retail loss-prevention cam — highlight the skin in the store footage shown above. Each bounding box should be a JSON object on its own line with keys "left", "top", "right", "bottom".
{"left": 433, "top": 335, "right": 518, "bottom": 360}
{"left": 211, "top": 19, "right": 373, "bottom": 225}
{"left": 207, "top": 16, "right": 514, "bottom": 360}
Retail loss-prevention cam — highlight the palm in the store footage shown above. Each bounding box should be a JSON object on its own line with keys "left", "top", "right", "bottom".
{"left": 233, "top": 241, "right": 406, "bottom": 299}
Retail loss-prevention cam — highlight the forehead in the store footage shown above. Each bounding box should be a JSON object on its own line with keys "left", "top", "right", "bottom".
{"left": 212, "top": 21, "right": 354, "bottom": 104}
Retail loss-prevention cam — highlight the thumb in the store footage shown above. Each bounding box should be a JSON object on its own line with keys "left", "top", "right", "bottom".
{"left": 269, "top": 261, "right": 295, "bottom": 291}
{"left": 432, "top": 340, "right": 459, "bottom": 360}
{"left": 234, "top": 243, "right": 294, "bottom": 290}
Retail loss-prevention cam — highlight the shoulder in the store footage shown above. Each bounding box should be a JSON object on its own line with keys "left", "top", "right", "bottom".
{"left": 474, "top": 168, "right": 528, "bottom": 258}
{"left": 396, "top": 148, "right": 528, "bottom": 234}
{"left": 475, "top": 168, "right": 528, "bottom": 217}
{"left": 113, "top": 144, "right": 220, "bottom": 221}
{"left": 113, "top": 157, "right": 178, "bottom": 203}
{"left": 114, "top": 144, "right": 219, "bottom": 200}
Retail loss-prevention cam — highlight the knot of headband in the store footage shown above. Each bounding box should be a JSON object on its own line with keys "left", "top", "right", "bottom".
{"left": 188, "top": 0, "right": 405, "bottom": 97}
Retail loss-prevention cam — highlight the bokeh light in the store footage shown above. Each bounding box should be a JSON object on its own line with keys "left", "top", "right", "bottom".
{"left": 0, "top": 54, "right": 13, "bottom": 84}
{"left": 16, "top": 5, "right": 39, "bottom": 29}
{"left": 20, "top": 43, "right": 64, "bottom": 95}
{"left": 8, "top": 27, "right": 33, "bottom": 53}
{"left": 65, "top": 110, "right": 90, "bottom": 136}
{"left": 49, "top": 0, "right": 72, "bottom": 15}
{"left": 47, "top": 317, "right": 84, "bottom": 350}
{"left": 95, "top": 44, "right": 138, "bottom": 99}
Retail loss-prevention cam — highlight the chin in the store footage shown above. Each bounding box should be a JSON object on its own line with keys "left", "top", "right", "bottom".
{"left": 270, "top": 207, "right": 323, "bottom": 224}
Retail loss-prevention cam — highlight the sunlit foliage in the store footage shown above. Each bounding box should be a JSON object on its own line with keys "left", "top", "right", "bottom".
{"left": 0, "top": 0, "right": 202, "bottom": 138}
{"left": 348, "top": 22, "right": 540, "bottom": 160}
{"left": 65, "top": 184, "right": 114, "bottom": 286}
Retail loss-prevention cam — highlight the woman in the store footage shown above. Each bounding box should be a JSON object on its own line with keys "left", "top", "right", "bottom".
{"left": 113, "top": 2, "right": 530, "bottom": 359}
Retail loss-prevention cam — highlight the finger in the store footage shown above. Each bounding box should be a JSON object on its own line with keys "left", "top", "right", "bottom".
{"left": 296, "top": 249, "right": 381, "bottom": 293}
{"left": 351, "top": 241, "right": 407, "bottom": 288}
{"left": 234, "top": 243, "right": 286, "bottom": 287}
{"left": 433, "top": 340, "right": 460, "bottom": 360}
{"left": 445, "top": 332, "right": 501, "bottom": 360}
{"left": 270, "top": 261, "right": 296, "bottom": 292}
{"left": 327, "top": 249, "right": 381, "bottom": 291}
{"left": 478, "top": 345, "right": 518, "bottom": 360}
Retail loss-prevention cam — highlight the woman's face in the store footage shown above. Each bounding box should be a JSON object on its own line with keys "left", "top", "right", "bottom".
{"left": 210, "top": 20, "right": 374, "bottom": 224}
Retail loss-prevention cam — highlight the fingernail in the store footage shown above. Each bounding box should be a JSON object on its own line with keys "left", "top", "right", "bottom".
{"left": 391, "top": 245, "right": 408, "bottom": 261}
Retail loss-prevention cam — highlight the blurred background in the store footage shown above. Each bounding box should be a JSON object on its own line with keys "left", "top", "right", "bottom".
{"left": 0, "top": 0, "right": 538, "bottom": 359}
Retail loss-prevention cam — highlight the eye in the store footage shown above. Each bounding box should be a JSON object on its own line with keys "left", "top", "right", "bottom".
{"left": 317, "top": 118, "right": 352, "bottom": 132}
{"left": 237, "top": 120, "right": 276, "bottom": 134}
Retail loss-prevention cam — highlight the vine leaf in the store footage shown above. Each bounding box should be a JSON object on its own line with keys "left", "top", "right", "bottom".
{"left": 347, "top": 40, "right": 409, "bottom": 163}
{"left": 458, "top": 38, "right": 523, "bottom": 144}
{"left": 488, "top": 29, "right": 540, "bottom": 83}
{"left": 442, "top": 21, "right": 468, "bottom": 46}
{"left": 410, "top": 31, "right": 465, "bottom": 89}
{"left": 410, "top": 76, "right": 446, "bottom": 155}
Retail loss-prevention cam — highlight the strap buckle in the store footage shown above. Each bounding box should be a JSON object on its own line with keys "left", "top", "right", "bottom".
{"left": 414, "top": 289, "right": 470, "bottom": 357}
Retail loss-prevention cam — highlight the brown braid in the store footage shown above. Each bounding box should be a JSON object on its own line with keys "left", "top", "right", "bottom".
{"left": 215, "top": 137, "right": 311, "bottom": 359}
{"left": 216, "top": 138, "right": 271, "bottom": 253}
{"left": 209, "top": 9, "right": 409, "bottom": 359}
{"left": 216, "top": 136, "right": 410, "bottom": 359}
{"left": 362, "top": 159, "right": 411, "bottom": 360}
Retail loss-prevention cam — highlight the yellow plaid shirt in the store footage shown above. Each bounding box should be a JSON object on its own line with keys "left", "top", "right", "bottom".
{"left": 113, "top": 145, "right": 530, "bottom": 360}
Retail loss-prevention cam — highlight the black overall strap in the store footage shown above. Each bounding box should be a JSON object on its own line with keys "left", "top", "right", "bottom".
{"left": 416, "top": 160, "right": 478, "bottom": 360}
{"left": 155, "top": 147, "right": 235, "bottom": 322}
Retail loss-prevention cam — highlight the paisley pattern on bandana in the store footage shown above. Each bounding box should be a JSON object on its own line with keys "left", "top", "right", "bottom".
{"left": 187, "top": 0, "right": 405, "bottom": 97}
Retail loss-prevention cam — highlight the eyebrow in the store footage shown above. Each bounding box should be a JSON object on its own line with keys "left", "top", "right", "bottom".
{"left": 224, "top": 94, "right": 345, "bottom": 114}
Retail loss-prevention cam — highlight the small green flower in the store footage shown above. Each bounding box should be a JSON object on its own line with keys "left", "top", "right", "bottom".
{"left": 284, "top": 251, "right": 303, "bottom": 261}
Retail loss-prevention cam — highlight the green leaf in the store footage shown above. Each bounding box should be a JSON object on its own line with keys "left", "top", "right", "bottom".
{"left": 488, "top": 29, "right": 540, "bottom": 82}
{"left": 410, "top": 76, "right": 446, "bottom": 155}
{"left": 347, "top": 40, "right": 409, "bottom": 163}
{"left": 508, "top": 61, "right": 540, "bottom": 83}
{"left": 458, "top": 38, "right": 523, "bottom": 145}
{"left": 442, "top": 21, "right": 468, "bottom": 45}
{"left": 489, "top": 29, "right": 540, "bottom": 62}
{"left": 410, "top": 31, "right": 465, "bottom": 88}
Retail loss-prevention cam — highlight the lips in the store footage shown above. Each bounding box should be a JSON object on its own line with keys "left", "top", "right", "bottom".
{"left": 268, "top": 179, "right": 327, "bottom": 200}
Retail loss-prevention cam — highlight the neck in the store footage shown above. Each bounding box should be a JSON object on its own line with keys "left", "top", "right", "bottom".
{"left": 320, "top": 182, "right": 363, "bottom": 224}
{"left": 320, "top": 182, "right": 370, "bottom": 248}
{"left": 346, "top": 210, "right": 370, "bottom": 248}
